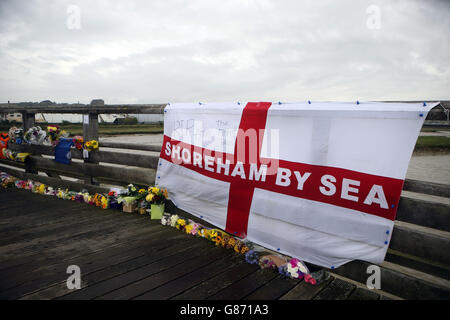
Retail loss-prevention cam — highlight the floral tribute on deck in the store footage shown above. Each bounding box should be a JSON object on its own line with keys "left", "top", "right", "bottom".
{"left": 0, "top": 171, "right": 328, "bottom": 285}
{"left": 160, "top": 212, "right": 327, "bottom": 284}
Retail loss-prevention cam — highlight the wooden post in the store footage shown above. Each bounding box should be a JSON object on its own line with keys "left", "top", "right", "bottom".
{"left": 21, "top": 112, "right": 38, "bottom": 174}
{"left": 22, "top": 112, "right": 35, "bottom": 132}
{"left": 83, "top": 101, "right": 101, "bottom": 184}
{"left": 24, "top": 157, "right": 38, "bottom": 174}
{"left": 83, "top": 112, "right": 99, "bottom": 184}
{"left": 82, "top": 113, "right": 99, "bottom": 141}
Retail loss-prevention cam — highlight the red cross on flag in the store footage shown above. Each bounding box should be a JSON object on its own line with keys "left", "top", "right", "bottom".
{"left": 157, "top": 101, "right": 437, "bottom": 268}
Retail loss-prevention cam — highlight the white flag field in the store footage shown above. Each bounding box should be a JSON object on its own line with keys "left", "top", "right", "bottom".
{"left": 156, "top": 101, "right": 438, "bottom": 268}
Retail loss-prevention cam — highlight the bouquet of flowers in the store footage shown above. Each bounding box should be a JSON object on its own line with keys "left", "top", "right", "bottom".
{"left": 161, "top": 213, "right": 172, "bottom": 226}
{"left": 56, "top": 188, "right": 68, "bottom": 199}
{"left": 145, "top": 187, "right": 168, "bottom": 205}
{"left": 0, "top": 173, "right": 16, "bottom": 188}
{"left": 74, "top": 193, "right": 85, "bottom": 203}
{"left": 175, "top": 218, "right": 187, "bottom": 231}
{"left": 73, "top": 136, "right": 84, "bottom": 150}
{"left": 47, "top": 125, "right": 68, "bottom": 146}
{"left": 117, "top": 184, "right": 147, "bottom": 213}
{"left": 137, "top": 196, "right": 150, "bottom": 215}
{"left": 100, "top": 195, "right": 109, "bottom": 209}
{"left": 108, "top": 191, "right": 122, "bottom": 210}
{"left": 84, "top": 140, "right": 99, "bottom": 151}
{"left": 285, "top": 258, "right": 309, "bottom": 279}
{"left": 146, "top": 187, "right": 168, "bottom": 220}
{"left": 259, "top": 255, "right": 287, "bottom": 270}
{"left": 3, "top": 149, "right": 16, "bottom": 161}
{"left": 169, "top": 214, "right": 179, "bottom": 227}
{"left": 23, "top": 126, "right": 46, "bottom": 145}
{"left": 44, "top": 186, "right": 56, "bottom": 196}
{"left": 8, "top": 127, "right": 23, "bottom": 144}
{"left": 245, "top": 250, "right": 260, "bottom": 265}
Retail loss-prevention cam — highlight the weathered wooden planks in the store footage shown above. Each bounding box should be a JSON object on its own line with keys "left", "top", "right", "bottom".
{"left": 385, "top": 250, "right": 450, "bottom": 281}
{"left": 403, "top": 179, "right": 450, "bottom": 198}
{"left": 170, "top": 259, "right": 258, "bottom": 300}
{"left": 0, "top": 188, "right": 396, "bottom": 300}
{"left": 244, "top": 275, "right": 300, "bottom": 300}
{"left": 7, "top": 143, "right": 160, "bottom": 170}
{"left": 331, "top": 260, "right": 450, "bottom": 300}
{"left": 396, "top": 196, "right": 450, "bottom": 232}
{"left": 279, "top": 277, "right": 334, "bottom": 300}
{"left": 205, "top": 268, "right": 280, "bottom": 300}
{"left": 347, "top": 287, "right": 380, "bottom": 300}
{"left": 62, "top": 241, "right": 214, "bottom": 300}
{"left": 390, "top": 221, "right": 450, "bottom": 267}
{"left": 313, "top": 278, "right": 356, "bottom": 300}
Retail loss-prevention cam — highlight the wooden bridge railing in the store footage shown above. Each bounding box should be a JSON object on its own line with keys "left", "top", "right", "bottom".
{"left": 0, "top": 101, "right": 449, "bottom": 299}
{"left": 0, "top": 101, "right": 165, "bottom": 189}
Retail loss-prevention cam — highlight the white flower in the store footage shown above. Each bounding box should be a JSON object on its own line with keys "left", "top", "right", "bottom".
{"left": 287, "top": 263, "right": 299, "bottom": 278}
{"left": 298, "top": 262, "right": 309, "bottom": 274}
{"left": 170, "top": 215, "right": 179, "bottom": 227}
{"left": 161, "top": 215, "right": 170, "bottom": 226}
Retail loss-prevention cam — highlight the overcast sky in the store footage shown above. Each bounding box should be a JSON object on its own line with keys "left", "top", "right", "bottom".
{"left": 0, "top": 0, "right": 448, "bottom": 104}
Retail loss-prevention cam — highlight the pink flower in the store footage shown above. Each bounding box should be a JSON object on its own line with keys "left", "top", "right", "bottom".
{"left": 190, "top": 223, "right": 199, "bottom": 235}
{"left": 304, "top": 274, "right": 317, "bottom": 285}
{"left": 290, "top": 258, "right": 299, "bottom": 268}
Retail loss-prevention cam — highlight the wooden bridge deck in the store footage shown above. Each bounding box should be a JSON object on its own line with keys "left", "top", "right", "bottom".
{"left": 0, "top": 188, "right": 383, "bottom": 300}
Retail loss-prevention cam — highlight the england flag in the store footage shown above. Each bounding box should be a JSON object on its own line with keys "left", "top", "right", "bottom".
{"left": 156, "top": 101, "right": 436, "bottom": 268}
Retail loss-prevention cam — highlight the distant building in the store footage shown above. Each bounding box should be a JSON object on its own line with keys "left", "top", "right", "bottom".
{"left": 428, "top": 101, "right": 450, "bottom": 121}
{"left": 133, "top": 114, "right": 164, "bottom": 123}
{"left": 4, "top": 113, "right": 22, "bottom": 122}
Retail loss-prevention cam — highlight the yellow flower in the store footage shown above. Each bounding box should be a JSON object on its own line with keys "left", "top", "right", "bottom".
{"left": 138, "top": 189, "right": 146, "bottom": 193}
{"left": 38, "top": 184, "right": 46, "bottom": 194}
{"left": 177, "top": 219, "right": 186, "bottom": 226}
{"left": 241, "top": 246, "right": 250, "bottom": 255}
{"left": 145, "top": 194, "right": 154, "bottom": 202}
{"left": 101, "top": 196, "right": 109, "bottom": 209}
{"left": 151, "top": 187, "right": 160, "bottom": 194}
{"left": 185, "top": 224, "right": 193, "bottom": 234}
{"left": 209, "top": 230, "right": 218, "bottom": 241}
{"left": 200, "top": 229, "right": 209, "bottom": 238}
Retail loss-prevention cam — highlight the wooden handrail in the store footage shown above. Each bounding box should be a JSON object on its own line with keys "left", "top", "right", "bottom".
{"left": 0, "top": 103, "right": 166, "bottom": 114}
{"left": 7, "top": 143, "right": 160, "bottom": 169}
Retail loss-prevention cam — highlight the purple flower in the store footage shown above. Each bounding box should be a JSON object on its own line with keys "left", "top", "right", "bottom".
{"left": 278, "top": 264, "right": 290, "bottom": 277}
{"left": 245, "top": 250, "right": 259, "bottom": 264}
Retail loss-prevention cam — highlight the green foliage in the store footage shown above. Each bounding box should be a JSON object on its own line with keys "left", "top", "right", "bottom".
{"left": 415, "top": 136, "right": 450, "bottom": 148}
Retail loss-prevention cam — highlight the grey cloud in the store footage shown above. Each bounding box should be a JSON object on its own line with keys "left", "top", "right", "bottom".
{"left": 0, "top": 0, "right": 448, "bottom": 104}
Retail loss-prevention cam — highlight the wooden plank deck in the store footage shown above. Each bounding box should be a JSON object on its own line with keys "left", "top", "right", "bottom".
{"left": 0, "top": 188, "right": 381, "bottom": 300}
